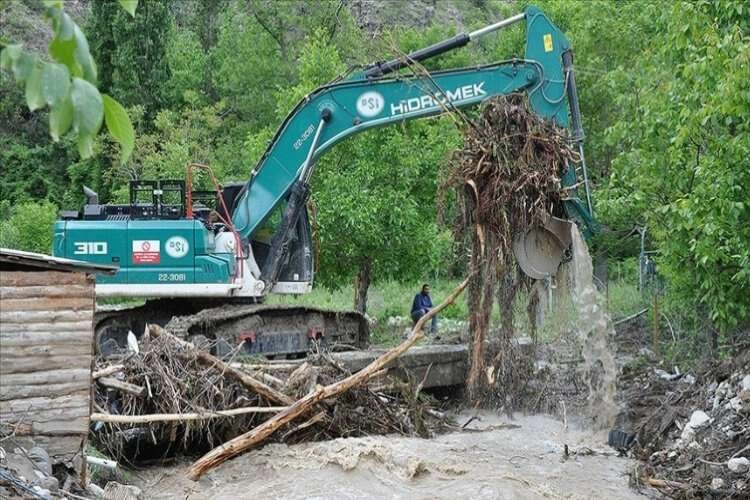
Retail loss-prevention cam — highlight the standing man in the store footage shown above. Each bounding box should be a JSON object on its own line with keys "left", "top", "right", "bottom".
{"left": 411, "top": 284, "right": 438, "bottom": 334}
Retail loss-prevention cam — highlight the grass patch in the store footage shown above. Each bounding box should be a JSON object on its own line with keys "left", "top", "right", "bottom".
{"left": 268, "top": 278, "right": 468, "bottom": 322}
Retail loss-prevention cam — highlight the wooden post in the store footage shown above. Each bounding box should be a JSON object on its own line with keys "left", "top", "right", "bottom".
{"left": 652, "top": 293, "right": 660, "bottom": 356}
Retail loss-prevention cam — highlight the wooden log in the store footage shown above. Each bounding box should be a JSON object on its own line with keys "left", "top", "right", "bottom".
{"left": 90, "top": 406, "right": 287, "bottom": 423}
{"left": 1, "top": 355, "right": 92, "bottom": 374}
{"left": 0, "top": 284, "right": 94, "bottom": 299}
{"left": 0, "top": 309, "right": 92, "bottom": 324}
{"left": 148, "top": 325, "right": 294, "bottom": 406}
{"left": 0, "top": 271, "right": 88, "bottom": 287}
{"left": 8, "top": 435, "right": 84, "bottom": 463}
{"left": 186, "top": 276, "right": 470, "bottom": 480}
{"left": 0, "top": 368, "right": 90, "bottom": 386}
{"left": 92, "top": 365, "right": 125, "bottom": 379}
{"left": 1, "top": 381, "right": 91, "bottom": 401}
{"left": 0, "top": 343, "right": 92, "bottom": 358}
{"left": 97, "top": 377, "right": 145, "bottom": 397}
{"left": 230, "top": 362, "right": 301, "bottom": 371}
{"left": 0, "top": 320, "right": 92, "bottom": 332}
{"left": 0, "top": 297, "right": 93, "bottom": 312}
{"left": 0, "top": 330, "right": 93, "bottom": 346}
{"left": 645, "top": 477, "right": 687, "bottom": 490}
{"left": 250, "top": 371, "right": 284, "bottom": 389}
{"left": 0, "top": 393, "right": 91, "bottom": 414}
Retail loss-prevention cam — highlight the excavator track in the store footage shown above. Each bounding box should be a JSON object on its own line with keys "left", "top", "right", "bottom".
{"left": 95, "top": 299, "right": 369, "bottom": 359}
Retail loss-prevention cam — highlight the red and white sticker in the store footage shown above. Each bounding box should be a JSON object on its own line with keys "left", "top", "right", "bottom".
{"left": 132, "top": 239, "right": 160, "bottom": 264}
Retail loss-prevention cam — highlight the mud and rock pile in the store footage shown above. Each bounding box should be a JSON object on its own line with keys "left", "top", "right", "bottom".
{"left": 620, "top": 349, "right": 750, "bottom": 497}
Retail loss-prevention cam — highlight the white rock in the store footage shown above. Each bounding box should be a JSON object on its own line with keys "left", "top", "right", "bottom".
{"left": 681, "top": 374, "right": 696, "bottom": 385}
{"left": 727, "top": 457, "right": 750, "bottom": 474}
{"left": 711, "top": 478, "right": 725, "bottom": 490}
{"left": 680, "top": 410, "right": 711, "bottom": 442}
{"left": 654, "top": 368, "right": 680, "bottom": 381}
{"left": 729, "top": 396, "right": 748, "bottom": 413}
{"left": 743, "top": 375, "right": 750, "bottom": 392}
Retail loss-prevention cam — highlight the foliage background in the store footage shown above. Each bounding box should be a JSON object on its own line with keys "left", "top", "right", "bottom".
{"left": 1, "top": 0, "right": 748, "bottom": 349}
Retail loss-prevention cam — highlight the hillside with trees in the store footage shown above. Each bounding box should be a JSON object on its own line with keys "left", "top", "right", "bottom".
{"left": 1, "top": 0, "right": 748, "bottom": 357}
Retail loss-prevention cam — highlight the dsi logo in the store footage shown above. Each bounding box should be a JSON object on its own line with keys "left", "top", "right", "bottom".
{"left": 74, "top": 241, "right": 107, "bottom": 255}
{"left": 356, "top": 91, "right": 384, "bottom": 118}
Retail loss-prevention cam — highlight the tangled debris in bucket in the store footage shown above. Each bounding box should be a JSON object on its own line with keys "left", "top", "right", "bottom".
{"left": 443, "top": 94, "right": 577, "bottom": 406}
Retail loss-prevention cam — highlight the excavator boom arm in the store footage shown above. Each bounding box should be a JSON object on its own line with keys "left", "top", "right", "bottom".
{"left": 231, "top": 6, "right": 594, "bottom": 242}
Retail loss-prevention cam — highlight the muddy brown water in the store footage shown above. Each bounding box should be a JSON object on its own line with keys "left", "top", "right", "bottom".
{"left": 134, "top": 412, "right": 642, "bottom": 499}
{"left": 569, "top": 225, "right": 619, "bottom": 429}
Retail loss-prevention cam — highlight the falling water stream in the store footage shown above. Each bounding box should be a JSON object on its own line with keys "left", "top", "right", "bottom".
{"left": 568, "top": 224, "right": 619, "bottom": 428}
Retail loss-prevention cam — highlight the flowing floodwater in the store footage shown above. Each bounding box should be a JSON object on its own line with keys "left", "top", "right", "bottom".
{"left": 568, "top": 225, "right": 619, "bottom": 429}
{"left": 134, "top": 412, "right": 641, "bottom": 499}
{"left": 131, "top": 226, "right": 628, "bottom": 499}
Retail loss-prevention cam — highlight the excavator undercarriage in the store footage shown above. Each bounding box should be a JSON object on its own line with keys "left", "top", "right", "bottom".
{"left": 95, "top": 300, "right": 368, "bottom": 359}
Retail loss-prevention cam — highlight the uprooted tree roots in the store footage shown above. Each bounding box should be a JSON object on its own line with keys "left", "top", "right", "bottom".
{"left": 444, "top": 94, "right": 577, "bottom": 405}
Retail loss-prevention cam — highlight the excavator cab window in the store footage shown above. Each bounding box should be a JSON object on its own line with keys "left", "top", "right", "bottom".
{"left": 251, "top": 202, "right": 313, "bottom": 283}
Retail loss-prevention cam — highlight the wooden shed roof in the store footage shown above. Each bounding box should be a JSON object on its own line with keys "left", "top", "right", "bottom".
{"left": 0, "top": 248, "right": 118, "bottom": 274}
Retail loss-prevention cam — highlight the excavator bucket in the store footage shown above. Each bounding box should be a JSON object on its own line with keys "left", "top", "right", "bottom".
{"left": 513, "top": 216, "right": 573, "bottom": 280}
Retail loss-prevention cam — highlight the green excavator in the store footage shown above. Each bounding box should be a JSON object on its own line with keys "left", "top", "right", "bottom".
{"left": 53, "top": 6, "right": 596, "bottom": 357}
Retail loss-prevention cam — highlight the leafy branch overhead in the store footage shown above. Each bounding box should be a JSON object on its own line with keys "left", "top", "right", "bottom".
{"left": 0, "top": 0, "right": 137, "bottom": 162}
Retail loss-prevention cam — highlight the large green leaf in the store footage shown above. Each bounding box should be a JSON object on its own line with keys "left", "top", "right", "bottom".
{"left": 56, "top": 11, "right": 75, "bottom": 41}
{"left": 72, "top": 25, "right": 97, "bottom": 84}
{"left": 50, "top": 95, "right": 74, "bottom": 141}
{"left": 49, "top": 36, "right": 81, "bottom": 77}
{"left": 41, "top": 62, "right": 70, "bottom": 106}
{"left": 1, "top": 44, "right": 22, "bottom": 72}
{"left": 70, "top": 77, "right": 103, "bottom": 135}
{"left": 118, "top": 0, "right": 138, "bottom": 17}
{"left": 102, "top": 94, "right": 135, "bottom": 163}
{"left": 76, "top": 132, "right": 95, "bottom": 159}
{"left": 24, "top": 63, "right": 45, "bottom": 111}
{"left": 12, "top": 52, "right": 35, "bottom": 81}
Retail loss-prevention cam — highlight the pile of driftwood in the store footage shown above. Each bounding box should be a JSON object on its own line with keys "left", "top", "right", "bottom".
{"left": 443, "top": 94, "right": 576, "bottom": 405}
{"left": 90, "top": 281, "right": 468, "bottom": 479}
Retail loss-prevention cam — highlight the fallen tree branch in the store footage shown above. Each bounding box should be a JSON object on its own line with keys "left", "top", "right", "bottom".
{"left": 98, "top": 377, "right": 145, "bottom": 397}
{"left": 645, "top": 477, "right": 688, "bottom": 490}
{"left": 186, "top": 275, "right": 471, "bottom": 480}
{"left": 90, "top": 406, "right": 287, "bottom": 424}
{"left": 147, "top": 324, "right": 294, "bottom": 406}
{"left": 93, "top": 364, "right": 125, "bottom": 379}
{"left": 613, "top": 308, "right": 648, "bottom": 326}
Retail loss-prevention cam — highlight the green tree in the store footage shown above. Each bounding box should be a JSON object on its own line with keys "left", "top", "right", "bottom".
{"left": 88, "top": 0, "right": 171, "bottom": 119}
{"left": 0, "top": 201, "right": 59, "bottom": 252}
{"left": 601, "top": 0, "right": 750, "bottom": 340}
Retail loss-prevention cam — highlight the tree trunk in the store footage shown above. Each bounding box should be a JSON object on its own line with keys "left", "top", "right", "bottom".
{"left": 353, "top": 260, "right": 371, "bottom": 315}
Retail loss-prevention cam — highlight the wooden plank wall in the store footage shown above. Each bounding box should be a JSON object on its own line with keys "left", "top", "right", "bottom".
{"left": 0, "top": 270, "right": 94, "bottom": 465}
